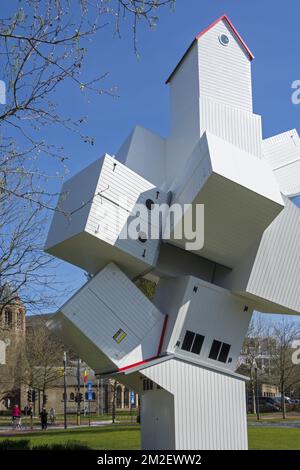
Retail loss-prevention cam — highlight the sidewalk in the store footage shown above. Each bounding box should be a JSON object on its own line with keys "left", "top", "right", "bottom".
{"left": 0, "top": 420, "right": 114, "bottom": 436}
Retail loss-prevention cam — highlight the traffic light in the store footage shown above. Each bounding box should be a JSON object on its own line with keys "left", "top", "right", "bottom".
{"left": 32, "top": 390, "right": 36, "bottom": 402}
{"left": 27, "top": 390, "right": 32, "bottom": 402}
{"left": 75, "top": 392, "right": 83, "bottom": 403}
{"left": 43, "top": 394, "right": 48, "bottom": 405}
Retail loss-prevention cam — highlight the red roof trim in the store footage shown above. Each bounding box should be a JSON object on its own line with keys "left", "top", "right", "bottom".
{"left": 118, "top": 314, "right": 169, "bottom": 373}
{"left": 157, "top": 314, "right": 168, "bottom": 356}
{"left": 166, "top": 14, "right": 254, "bottom": 84}
{"left": 204, "top": 14, "right": 254, "bottom": 60}
{"left": 118, "top": 356, "right": 159, "bottom": 373}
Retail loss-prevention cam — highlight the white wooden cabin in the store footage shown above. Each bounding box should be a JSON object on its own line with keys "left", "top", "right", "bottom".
{"left": 47, "top": 263, "right": 166, "bottom": 374}
{"left": 45, "top": 154, "right": 169, "bottom": 278}
{"left": 154, "top": 276, "right": 253, "bottom": 372}
{"left": 44, "top": 14, "right": 300, "bottom": 451}
{"left": 262, "top": 129, "right": 300, "bottom": 197}
{"left": 166, "top": 131, "right": 284, "bottom": 267}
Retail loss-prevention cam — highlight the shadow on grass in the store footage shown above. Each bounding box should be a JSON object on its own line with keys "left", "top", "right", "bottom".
{"left": 0, "top": 439, "right": 31, "bottom": 450}
{"left": 0, "top": 439, "right": 90, "bottom": 450}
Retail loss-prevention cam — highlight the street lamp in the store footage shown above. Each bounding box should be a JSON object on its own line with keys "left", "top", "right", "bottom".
{"left": 63, "top": 351, "right": 67, "bottom": 429}
{"left": 254, "top": 361, "right": 260, "bottom": 421}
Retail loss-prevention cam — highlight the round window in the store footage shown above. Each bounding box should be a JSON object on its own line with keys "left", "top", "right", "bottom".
{"left": 145, "top": 199, "right": 155, "bottom": 210}
{"left": 138, "top": 232, "right": 147, "bottom": 243}
{"left": 219, "top": 34, "right": 230, "bottom": 46}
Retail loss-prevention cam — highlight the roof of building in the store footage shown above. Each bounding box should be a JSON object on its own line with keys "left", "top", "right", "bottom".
{"left": 116, "top": 353, "right": 249, "bottom": 381}
{"left": 0, "top": 284, "right": 23, "bottom": 306}
{"left": 166, "top": 14, "right": 254, "bottom": 84}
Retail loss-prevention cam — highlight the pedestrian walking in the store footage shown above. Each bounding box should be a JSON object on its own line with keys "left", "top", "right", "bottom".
{"left": 12, "top": 404, "right": 22, "bottom": 429}
{"left": 49, "top": 407, "right": 56, "bottom": 424}
{"left": 40, "top": 407, "right": 48, "bottom": 430}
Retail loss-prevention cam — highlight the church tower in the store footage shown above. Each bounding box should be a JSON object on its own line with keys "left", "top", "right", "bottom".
{"left": 0, "top": 286, "right": 26, "bottom": 410}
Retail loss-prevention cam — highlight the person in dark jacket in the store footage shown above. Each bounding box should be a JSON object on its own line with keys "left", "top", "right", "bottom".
{"left": 40, "top": 407, "right": 48, "bottom": 430}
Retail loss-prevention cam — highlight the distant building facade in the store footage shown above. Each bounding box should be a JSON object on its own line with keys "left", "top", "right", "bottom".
{"left": 24, "top": 315, "right": 138, "bottom": 415}
{"left": 0, "top": 289, "right": 26, "bottom": 411}
{"left": 0, "top": 308, "right": 138, "bottom": 415}
{"left": 38, "top": 371, "right": 138, "bottom": 415}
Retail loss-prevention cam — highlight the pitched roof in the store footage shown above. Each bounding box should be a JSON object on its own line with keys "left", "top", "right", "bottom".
{"left": 166, "top": 14, "right": 254, "bottom": 84}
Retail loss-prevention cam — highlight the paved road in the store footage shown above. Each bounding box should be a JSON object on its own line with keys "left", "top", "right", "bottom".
{"left": 248, "top": 420, "right": 300, "bottom": 429}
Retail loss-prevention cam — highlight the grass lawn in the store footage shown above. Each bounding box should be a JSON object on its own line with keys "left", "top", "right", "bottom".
{"left": 0, "top": 425, "right": 141, "bottom": 450}
{"left": 248, "top": 427, "right": 300, "bottom": 450}
{"left": 1, "top": 425, "right": 300, "bottom": 450}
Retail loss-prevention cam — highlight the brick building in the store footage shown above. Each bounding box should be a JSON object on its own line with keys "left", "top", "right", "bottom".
{"left": 0, "top": 286, "right": 26, "bottom": 411}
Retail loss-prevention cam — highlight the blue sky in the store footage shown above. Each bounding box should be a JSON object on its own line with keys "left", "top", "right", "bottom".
{"left": 3, "top": 1, "right": 300, "bottom": 314}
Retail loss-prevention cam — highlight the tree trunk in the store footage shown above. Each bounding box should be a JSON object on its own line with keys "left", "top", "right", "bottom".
{"left": 281, "top": 387, "right": 286, "bottom": 419}
{"left": 252, "top": 380, "right": 256, "bottom": 415}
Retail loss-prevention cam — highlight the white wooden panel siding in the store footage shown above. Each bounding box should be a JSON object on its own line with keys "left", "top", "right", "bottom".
{"left": 262, "top": 129, "right": 300, "bottom": 196}
{"left": 200, "top": 97, "right": 262, "bottom": 157}
{"left": 246, "top": 199, "right": 300, "bottom": 313}
{"left": 116, "top": 126, "right": 167, "bottom": 189}
{"left": 45, "top": 154, "right": 168, "bottom": 277}
{"left": 167, "top": 132, "right": 284, "bottom": 267}
{"left": 166, "top": 43, "right": 201, "bottom": 185}
{"left": 263, "top": 129, "right": 300, "bottom": 168}
{"left": 198, "top": 18, "right": 253, "bottom": 112}
{"left": 95, "top": 155, "right": 168, "bottom": 212}
{"left": 86, "top": 198, "right": 160, "bottom": 267}
{"left": 154, "top": 276, "right": 253, "bottom": 372}
{"left": 166, "top": 18, "right": 255, "bottom": 186}
{"left": 142, "top": 358, "right": 248, "bottom": 450}
{"left": 274, "top": 161, "right": 300, "bottom": 197}
{"left": 48, "top": 263, "right": 165, "bottom": 374}
{"left": 45, "top": 158, "right": 103, "bottom": 251}
{"left": 220, "top": 199, "right": 300, "bottom": 315}
{"left": 141, "top": 388, "right": 175, "bottom": 450}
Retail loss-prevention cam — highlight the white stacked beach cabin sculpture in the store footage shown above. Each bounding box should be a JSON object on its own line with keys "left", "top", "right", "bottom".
{"left": 45, "top": 15, "right": 300, "bottom": 450}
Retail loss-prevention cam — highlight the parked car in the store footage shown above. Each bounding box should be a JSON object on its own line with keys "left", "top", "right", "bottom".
{"left": 273, "top": 396, "right": 292, "bottom": 405}
{"left": 273, "top": 396, "right": 300, "bottom": 412}
{"left": 248, "top": 396, "right": 280, "bottom": 413}
{"left": 290, "top": 398, "right": 300, "bottom": 404}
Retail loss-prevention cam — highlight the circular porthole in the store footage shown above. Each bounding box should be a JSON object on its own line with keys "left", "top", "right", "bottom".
{"left": 138, "top": 232, "right": 147, "bottom": 243}
{"left": 145, "top": 199, "right": 155, "bottom": 210}
{"left": 219, "top": 34, "right": 230, "bottom": 46}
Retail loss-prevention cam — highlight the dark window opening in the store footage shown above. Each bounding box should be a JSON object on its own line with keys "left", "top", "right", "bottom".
{"left": 4, "top": 309, "right": 12, "bottom": 328}
{"left": 181, "top": 330, "right": 204, "bottom": 356}
{"left": 209, "top": 340, "right": 231, "bottom": 363}
{"left": 181, "top": 330, "right": 195, "bottom": 352}
{"left": 209, "top": 340, "right": 222, "bottom": 360}
{"left": 191, "top": 334, "right": 205, "bottom": 355}
{"left": 218, "top": 343, "right": 231, "bottom": 363}
{"left": 143, "top": 379, "right": 154, "bottom": 391}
